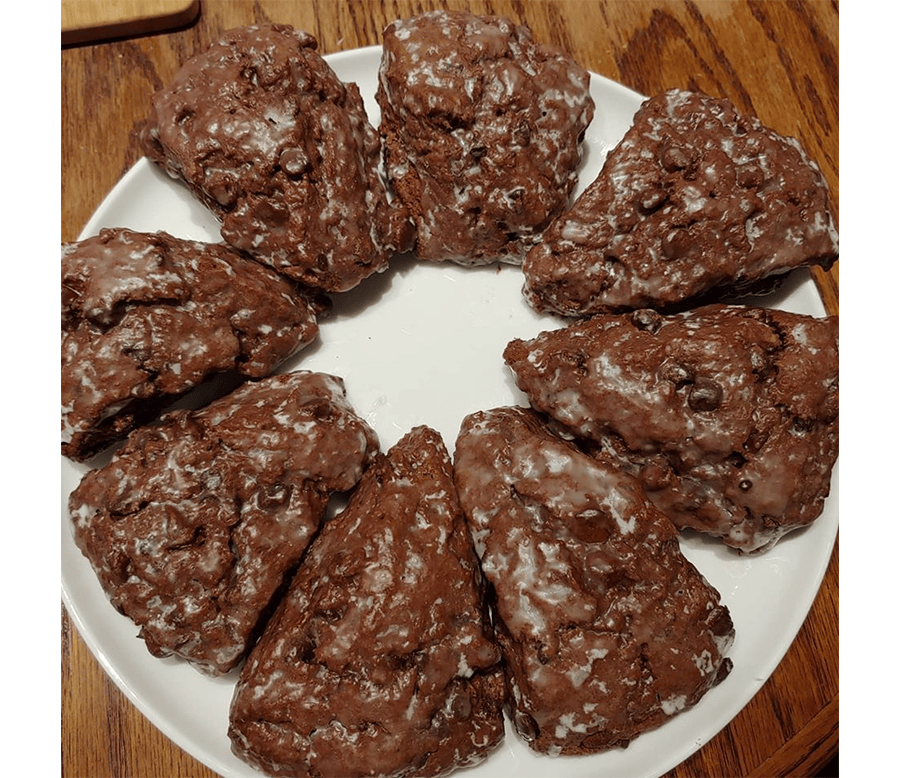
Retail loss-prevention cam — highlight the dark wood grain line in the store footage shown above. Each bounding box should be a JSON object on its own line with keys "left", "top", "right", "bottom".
{"left": 102, "top": 662, "right": 130, "bottom": 776}
{"left": 786, "top": 0, "right": 839, "bottom": 115}
{"left": 745, "top": 0, "right": 833, "bottom": 145}
{"left": 812, "top": 265, "right": 839, "bottom": 315}
{"left": 802, "top": 72, "right": 834, "bottom": 137}
{"left": 614, "top": 5, "right": 756, "bottom": 108}
{"left": 59, "top": 606, "right": 75, "bottom": 776}
{"left": 616, "top": 8, "right": 686, "bottom": 95}
{"left": 251, "top": 0, "right": 276, "bottom": 28}
{"left": 342, "top": 1, "right": 388, "bottom": 51}
{"left": 749, "top": 695, "right": 839, "bottom": 778}
{"left": 683, "top": 0, "right": 759, "bottom": 114}
{"left": 538, "top": 1, "right": 579, "bottom": 66}
{"left": 507, "top": 0, "right": 533, "bottom": 28}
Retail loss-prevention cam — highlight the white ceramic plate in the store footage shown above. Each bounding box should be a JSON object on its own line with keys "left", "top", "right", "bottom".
{"left": 61, "top": 46, "right": 839, "bottom": 778}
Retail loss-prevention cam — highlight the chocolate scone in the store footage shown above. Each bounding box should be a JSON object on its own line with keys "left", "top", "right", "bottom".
{"left": 376, "top": 10, "right": 594, "bottom": 265}
{"left": 453, "top": 407, "right": 734, "bottom": 755}
{"left": 229, "top": 426, "right": 506, "bottom": 778}
{"left": 142, "top": 24, "right": 412, "bottom": 292}
{"left": 504, "top": 305, "right": 839, "bottom": 552}
{"left": 62, "top": 228, "right": 322, "bottom": 462}
{"left": 522, "top": 88, "right": 839, "bottom": 316}
{"left": 68, "top": 372, "right": 379, "bottom": 676}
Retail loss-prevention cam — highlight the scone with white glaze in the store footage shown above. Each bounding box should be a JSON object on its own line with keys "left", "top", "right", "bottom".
{"left": 69, "top": 372, "right": 379, "bottom": 676}
{"left": 453, "top": 406, "right": 733, "bottom": 755}
{"left": 142, "top": 24, "right": 412, "bottom": 292}
{"left": 61, "top": 227, "right": 323, "bottom": 462}
{"left": 504, "top": 304, "right": 839, "bottom": 552}
{"left": 229, "top": 426, "right": 506, "bottom": 778}
{"left": 522, "top": 88, "right": 839, "bottom": 315}
{"left": 376, "top": 9, "right": 594, "bottom": 265}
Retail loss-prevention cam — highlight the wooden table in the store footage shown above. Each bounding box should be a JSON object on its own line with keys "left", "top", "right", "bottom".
{"left": 61, "top": 1, "right": 839, "bottom": 776}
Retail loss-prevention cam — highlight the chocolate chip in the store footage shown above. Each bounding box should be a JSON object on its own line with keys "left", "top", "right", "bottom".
{"left": 615, "top": 206, "right": 639, "bottom": 232}
{"left": 258, "top": 483, "right": 291, "bottom": 508}
{"left": 631, "top": 309, "right": 662, "bottom": 333}
{"left": 512, "top": 122, "right": 531, "bottom": 145}
{"left": 636, "top": 186, "right": 668, "bottom": 214}
{"left": 726, "top": 451, "right": 747, "bottom": 469}
{"left": 660, "top": 227, "right": 691, "bottom": 260}
{"left": 537, "top": 643, "right": 553, "bottom": 664}
{"left": 661, "top": 145, "right": 690, "bottom": 172}
{"left": 660, "top": 361, "right": 694, "bottom": 387}
{"left": 792, "top": 417, "right": 813, "bottom": 433}
{"left": 561, "top": 349, "right": 590, "bottom": 377}
{"left": 745, "top": 428, "right": 770, "bottom": 453}
{"left": 736, "top": 163, "right": 764, "bottom": 189}
{"left": 175, "top": 106, "right": 194, "bottom": 126}
{"left": 638, "top": 461, "right": 672, "bottom": 490}
{"left": 279, "top": 147, "right": 310, "bottom": 177}
{"left": 506, "top": 187, "right": 525, "bottom": 203}
{"left": 569, "top": 510, "right": 612, "bottom": 544}
{"left": 688, "top": 378, "right": 723, "bottom": 412}
{"left": 306, "top": 398, "right": 334, "bottom": 420}
{"left": 514, "top": 711, "right": 540, "bottom": 742}
{"left": 208, "top": 177, "right": 236, "bottom": 207}
{"left": 287, "top": 634, "right": 316, "bottom": 665}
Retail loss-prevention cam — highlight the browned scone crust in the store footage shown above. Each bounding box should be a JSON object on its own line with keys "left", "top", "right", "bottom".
{"left": 142, "top": 24, "right": 412, "bottom": 292}
{"left": 522, "top": 88, "right": 839, "bottom": 316}
{"left": 376, "top": 10, "right": 594, "bottom": 265}
{"left": 453, "top": 407, "right": 734, "bottom": 756}
{"left": 229, "top": 426, "right": 506, "bottom": 778}
{"left": 503, "top": 305, "right": 839, "bottom": 552}
{"left": 61, "top": 228, "right": 322, "bottom": 462}
{"left": 68, "top": 372, "right": 379, "bottom": 676}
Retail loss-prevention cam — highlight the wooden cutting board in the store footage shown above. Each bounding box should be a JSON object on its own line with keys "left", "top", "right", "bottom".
{"left": 61, "top": 0, "right": 200, "bottom": 45}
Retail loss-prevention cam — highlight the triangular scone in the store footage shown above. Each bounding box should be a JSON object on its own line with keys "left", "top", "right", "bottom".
{"left": 522, "top": 88, "right": 838, "bottom": 316}
{"left": 62, "top": 228, "right": 324, "bottom": 462}
{"left": 142, "top": 24, "right": 412, "bottom": 293}
{"left": 504, "top": 305, "right": 839, "bottom": 552}
{"left": 376, "top": 10, "right": 594, "bottom": 265}
{"left": 229, "top": 426, "right": 506, "bottom": 778}
{"left": 69, "top": 372, "right": 379, "bottom": 675}
{"left": 453, "top": 407, "right": 733, "bottom": 756}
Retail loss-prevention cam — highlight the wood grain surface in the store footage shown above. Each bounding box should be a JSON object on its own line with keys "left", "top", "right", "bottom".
{"left": 61, "top": 2, "right": 839, "bottom": 776}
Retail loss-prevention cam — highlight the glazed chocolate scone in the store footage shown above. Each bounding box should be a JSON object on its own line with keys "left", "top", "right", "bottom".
{"left": 62, "top": 228, "right": 323, "bottom": 462}
{"left": 229, "top": 426, "right": 505, "bottom": 778}
{"left": 453, "top": 407, "right": 734, "bottom": 756}
{"left": 68, "top": 371, "right": 379, "bottom": 676}
{"left": 376, "top": 10, "right": 594, "bottom": 265}
{"left": 142, "top": 24, "right": 412, "bottom": 293}
{"left": 522, "top": 88, "right": 839, "bottom": 316}
{"left": 503, "top": 305, "right": 839, "bottom": 552}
